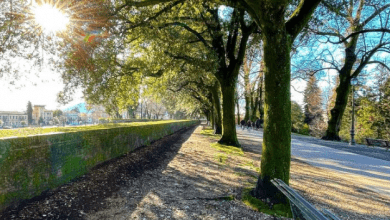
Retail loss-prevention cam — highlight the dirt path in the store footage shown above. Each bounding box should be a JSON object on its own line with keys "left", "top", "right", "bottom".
{"left": 0, "top": 125, "right": 284, "bottom": 220}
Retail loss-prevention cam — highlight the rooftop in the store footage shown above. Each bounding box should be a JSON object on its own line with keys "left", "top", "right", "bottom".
{"left": 0, "top": 111, "right": 27, "bottom": 115}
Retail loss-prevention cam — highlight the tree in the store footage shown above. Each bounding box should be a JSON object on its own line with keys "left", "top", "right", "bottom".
{"left": 241, "top": 0, "right": 322, "bottom": 203}
{"left": 303, "top": 74, "right": 324, "bottom": 135}
{"left": 27, "top": 101, "right": 33, "bottom": 125}
{"left": 302, "top": 0, "right": 390, "bottom": 140}
{"left": 291, "top": 101, "right": 305, "bottom": 133}
{"left": 38, "top": 116, "right": 43, "bottom": 125}
{"left": 60, "top": 0, "right": 322, "bottom": 205}
{"left": 53, "top": 109, "right": 63, "bottom": 117}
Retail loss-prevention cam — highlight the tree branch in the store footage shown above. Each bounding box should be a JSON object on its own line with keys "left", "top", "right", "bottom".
{"left": 367, "top": 61, "right": 390, "bottom": 72}
{"left": 159, "top": 22, "right": 211, "bottom": 49}
{"left": 320, "top": 1, "right": 348, "bottom": 18}
{"left": 286, "top": 0, "right": 322, "bottom": 40}
{"left": 336, "top": 28, "right": 390, "bottom": 44}
{"left": 352, "top": 42, "right": 390, "bottom": 77}
{"left": 361, "top": 4, "right": 390, "bottom": 27}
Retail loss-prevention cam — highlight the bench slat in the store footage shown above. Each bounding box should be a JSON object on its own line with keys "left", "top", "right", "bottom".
{"left": 271, "top": 179, "right": 341, "bottom": 220}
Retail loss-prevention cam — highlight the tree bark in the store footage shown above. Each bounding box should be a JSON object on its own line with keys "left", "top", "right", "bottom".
{"left": 323, "top": 30, "right": 358, "bottom": 140}
{"left": 218, "top": 82, "right": 240, "bottom": 147}
{"left": 244, "top": 69, "right": 251, "bottom": 121}
{"left": 211, "top": 81, "right": 223, "bottom": 134}
{"left": 253, "top": 28, "right": 291, "bottom": 203}
{"left": 236, "top": 98, "right": 240, "bottom": 124}
{"left": 323, "top": 75, "right": 352, "bottom": 140}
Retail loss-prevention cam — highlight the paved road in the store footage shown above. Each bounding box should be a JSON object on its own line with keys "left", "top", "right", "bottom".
{"left": 236, "top": 126, "right": 390, "bottom": 197}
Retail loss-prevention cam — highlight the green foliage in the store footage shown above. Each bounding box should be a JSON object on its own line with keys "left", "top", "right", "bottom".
{"left": 291, "top": 101, "right": 305, "bottom": 133}
{"left": 38, "top": 117, "right": 44, "bottom": 124}
{"left": 53, "top": 110, "right": 63, "bottom": 117}
{"left": 340, "top": 81, "right": 390, "bottom": 143}
{"left": 300, "top": 123, "right": 310, "bottom": 135}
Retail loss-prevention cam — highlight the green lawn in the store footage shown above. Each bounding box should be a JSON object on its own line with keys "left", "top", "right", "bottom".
{"left": 0, "top": 120, "right": 189, "bottom": 138}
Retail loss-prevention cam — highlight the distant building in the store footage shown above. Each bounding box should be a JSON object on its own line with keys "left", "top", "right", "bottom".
{"left": 65, "top": 111, "right": 79, "bottom": 125}
{"left": 32, "top": 105, "right": 53, "bottom": 125}
{"left": 0, "top": 111, "right": 28, "bottom": 127}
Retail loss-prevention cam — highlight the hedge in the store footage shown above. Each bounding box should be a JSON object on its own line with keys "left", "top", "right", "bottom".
{"left": 0, "top": 120, "right": 198, "bottom": 211}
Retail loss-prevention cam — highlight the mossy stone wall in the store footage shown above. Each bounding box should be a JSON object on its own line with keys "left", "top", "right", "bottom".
{"left": 0, "top": 120, "right": 198, "bottom": 211}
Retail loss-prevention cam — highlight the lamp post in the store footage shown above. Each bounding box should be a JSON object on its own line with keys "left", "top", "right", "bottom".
{"left": 350, "top": 77, "right": 358, "bottom": 145}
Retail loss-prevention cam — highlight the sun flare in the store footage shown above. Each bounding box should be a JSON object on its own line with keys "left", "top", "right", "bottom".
{"left": 33, "top": 3, "right": 69, "bottom": 33}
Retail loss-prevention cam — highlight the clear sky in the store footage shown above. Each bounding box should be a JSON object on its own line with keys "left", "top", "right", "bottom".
{"left": 0, "top": 66, "right": 83, "bottom": 112}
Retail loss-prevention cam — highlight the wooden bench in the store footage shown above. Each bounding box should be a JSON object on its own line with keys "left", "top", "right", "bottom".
{"left": 366, "top": 138, "right": 390, "bottom": 150}
{"left": 271, "top": 178, "right": 341, "bottom": 220}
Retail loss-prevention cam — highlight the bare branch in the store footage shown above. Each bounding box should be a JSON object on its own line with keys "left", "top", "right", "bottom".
{"left": 361, "top": 4, "right": 390, "bottom": 27}
{"left": 367, "top": 61, "right": 390, "bottom": 72}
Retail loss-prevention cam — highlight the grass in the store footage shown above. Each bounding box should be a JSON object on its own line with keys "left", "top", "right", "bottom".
{"left": 211, "top": 143, "right": 244, "bottom": 156}
{"left": 241, "top": 161, "right": 260, "bottom": 173}
{"left": 242, "top": 187, "right": 292, "bottom": 218}
{"left": 200, "top": 128, "right": 222, "bottom": 139}
{"left": 0, "top": 120, "right": 191, "bottom": 138}
{"left": 215, "top": 154, "right": 228, "bottom": 164}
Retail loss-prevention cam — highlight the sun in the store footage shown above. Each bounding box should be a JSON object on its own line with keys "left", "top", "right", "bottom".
{"left": 32, "top": 3, "right": 69, "bottom": 34}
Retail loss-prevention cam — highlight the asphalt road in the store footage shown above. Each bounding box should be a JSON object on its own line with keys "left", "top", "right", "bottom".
{"left": 236, "top": 126, "right": 390, "bottom": 198}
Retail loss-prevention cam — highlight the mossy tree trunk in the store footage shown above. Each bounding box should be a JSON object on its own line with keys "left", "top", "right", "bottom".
{"left": 211, "top": 81, "right": 223, "bottom": 134}
{"left": 243, "top": 0, "right": 322, "bottom": 204}
{"left": 253, "top": 25, "right": 292, "bottom": 202}
{"left": 235, "top": 91, "right": 241, "bottom": 124}
{"left": 207, "top": 7, "right": 255, "bottom": 147}
{"left": 323, "top": 76, "right": 352, "bottom": 140}
{"left": 323, "top": 25, "right": 360, "bottom": 140}
{"left": 244, "top": 69, "right": 251, "bottom": 121}
{"left": 218, "top": 78, "right": 240, "bottom": 146}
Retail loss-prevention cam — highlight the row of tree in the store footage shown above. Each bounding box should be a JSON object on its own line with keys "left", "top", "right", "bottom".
{"left": 1, "top": 0, "right": 389, "bottom": 209}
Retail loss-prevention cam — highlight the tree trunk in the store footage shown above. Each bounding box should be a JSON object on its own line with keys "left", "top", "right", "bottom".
{"left": 218, "top": 82, "right": 240, "bottom": 147}
{"left": 253, "top": 25, "right": 291, "bottom": 204}
{"left": 252, "top": 90, "right": 259, "bottom": 120}
{"left": 210, "top": 106, "right": 215, "bottom": 129}
{"left": 258, "top": 69, "right": 264, "bottom": 121}
{"left": 244, "top": 71, "right": 250, "bottom": 121}
{"left": 211, "top": 81, "right": 223, "bottom": 134}
{"left": 236, "top": 95, "right": 241, "bottom": 124}
{"left": 323, "top": 75, "right": 352, "bottom": 140}
{"left": 250, "top": 91, "right": 255, "bottom": 120}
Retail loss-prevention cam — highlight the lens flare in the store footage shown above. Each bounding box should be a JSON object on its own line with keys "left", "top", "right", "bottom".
{"left": 33, "top": 3, "right": 69, "bottom": 33}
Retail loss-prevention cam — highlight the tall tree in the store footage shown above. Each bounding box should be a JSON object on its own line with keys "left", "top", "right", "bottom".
{"left": 303, "top": 74, "right": 323, "bottom": 133}
{"left": 303, "top": 0, "right": 390, "bottom": 140}
{"left": 239, "top": 0, "right": 322, "bottom": 203}
{"left": 53, "top": 109, "right": 63, "bottom": 117}
{"left": 27, "top": 101, "right": 33, "bottom": 125}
